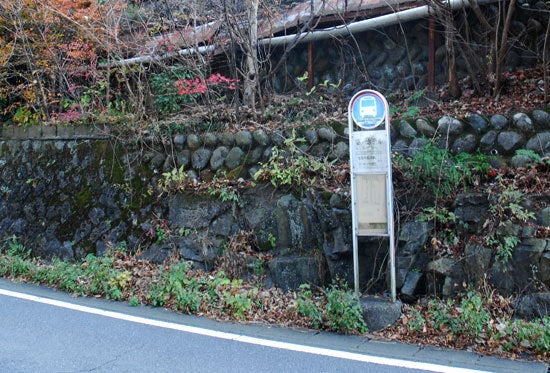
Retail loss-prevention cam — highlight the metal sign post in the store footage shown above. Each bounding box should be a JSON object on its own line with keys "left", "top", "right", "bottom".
{"left": 348, "top": 90, "right": 396, "bottom": 301}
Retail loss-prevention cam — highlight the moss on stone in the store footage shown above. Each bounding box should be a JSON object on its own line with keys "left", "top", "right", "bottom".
{"left": 74, "top": 186, "right": 92, "bottom": 209}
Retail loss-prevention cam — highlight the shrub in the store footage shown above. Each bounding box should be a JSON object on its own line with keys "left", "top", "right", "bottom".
{"left": 395, "top": 142, "right": 492, "bottom": 198}
{"left": 325, "top": 283, "right": 368, "bottom": 334}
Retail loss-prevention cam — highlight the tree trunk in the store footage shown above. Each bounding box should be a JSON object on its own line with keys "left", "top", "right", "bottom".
{"left": 446, "top": 28, "right": 461, "bottom": 99}
{"left": 442, "top": 7, "right": 461, "bottom": 99}
{"left": 243, "top": 0, "right": 259, "bottom": 111}
{"left": 494, "top": 0, "right": 516, "bottom": 96}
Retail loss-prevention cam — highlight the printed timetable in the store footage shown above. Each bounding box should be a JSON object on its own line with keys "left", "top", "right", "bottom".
{"left": 351, "top": 130, "right": 388, "bottom": 173}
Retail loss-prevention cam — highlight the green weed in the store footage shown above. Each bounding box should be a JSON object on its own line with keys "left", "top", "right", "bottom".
{"left": 406, "top": 309, "right": 426, "bottom": 332}
{"left": 485, "top": 185, "right": 535, "bottom": 263}
{"left": 395, "top": 142, "right": 491, "bottom": 197}
{"left": 325, "top": 283, "right": 368, "bottom": 334}
{"left": 158, "top": 165, "right": 188, "bottom": 193}
{"left": 224, "top": 289, "right": 252, "bottom": 319}
{"left": 295, "top": 284, "right": 323, "bottom": 328}
{"left": 514, "top": 149, "right": 542, "bottom": 164}
{"left": 254, "top": 136, "right": 332, "bottom": 189}
{"left": 208, "top": 185, "right": 239, "bottom": 203}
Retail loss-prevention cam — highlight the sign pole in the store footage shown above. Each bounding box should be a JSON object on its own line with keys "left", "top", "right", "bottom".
{"left": 348, "top": 90, "right": 396, "bottom": 302}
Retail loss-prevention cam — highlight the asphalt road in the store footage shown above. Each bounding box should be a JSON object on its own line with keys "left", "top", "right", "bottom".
{"left": 0, "top": 279, "right": 547, "bottom": 373}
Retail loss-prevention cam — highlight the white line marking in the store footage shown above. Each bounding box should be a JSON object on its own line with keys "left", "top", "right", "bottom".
{"left": 0, "top": 288, "right": 488, "bottom": 373}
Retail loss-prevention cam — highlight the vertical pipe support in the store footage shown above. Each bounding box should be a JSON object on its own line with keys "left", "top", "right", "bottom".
{"left": 428, "top": 17, "right": 436, "bottom": 92}
{"left": 307, "top": 41, "right": 315, "bottom": 89}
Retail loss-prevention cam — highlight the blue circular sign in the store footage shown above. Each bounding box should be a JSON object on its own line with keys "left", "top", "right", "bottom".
{"left": 350, "top": 92, "right": 386, "bottom": 129}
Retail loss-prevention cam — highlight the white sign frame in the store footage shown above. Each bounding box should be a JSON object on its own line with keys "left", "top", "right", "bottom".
{"left": 348, "top": 90, "right": 396, "bottom": 301}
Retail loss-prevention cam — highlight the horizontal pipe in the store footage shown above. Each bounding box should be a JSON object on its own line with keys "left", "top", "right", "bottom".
{"left": 99, "top": 45, "right": 215, "bottom": 68}
{"left": 258, "top": 0, "right": 494, "bottom": 46}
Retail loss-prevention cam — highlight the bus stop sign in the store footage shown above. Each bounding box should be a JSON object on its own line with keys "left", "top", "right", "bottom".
{"left": 348, "top": 89, "right": 396, "bottom": 300}
{"left": 350, "top": 92, "right": 386, "bottom": 129}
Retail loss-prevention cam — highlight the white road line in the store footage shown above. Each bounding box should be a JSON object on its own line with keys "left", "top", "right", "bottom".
{"left": 0, "top": 288, "right": 488, "bottom": 373}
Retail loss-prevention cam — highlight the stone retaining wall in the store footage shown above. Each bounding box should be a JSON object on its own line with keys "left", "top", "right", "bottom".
{"left": 0, "top": 108, "right": 548, "bottom": 296}
{"left": 2, "top": 109, "right": 548, "bottom": 179}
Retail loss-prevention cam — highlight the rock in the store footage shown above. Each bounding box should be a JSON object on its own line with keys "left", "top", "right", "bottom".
{"left": 177, "top": 150, "right": 191, "bottom": 169}
{"left": 490, "top": 114, "right": 508, "bottom": 130}
{"left": 321, "top": 212, "right": 352, "bottom": 259}
{"left": 304, "top": 128, "right": 319, "bottom": 145}
{"left": 451, "top": 134, "right": 477, "bottom": 154}
{"left": 268, "top": 256, "right": 325, "bottom": 291}
{"left": 398, "top": 221, "right": 430, "bottom": 256}
{"left": 252, "top": 129, "right": 270, "bottom": 146}
{"left": 400, "top": 76, "right": 415, "bottom": 91}
{"left": 311, "top": 143, "right": 330, "bottom": 157}
{"left": 370, "top": 51, "right": 387, "bottom": 67}
{"left": 9, "top": 218, "right": 27, "bottom": 234}
{"left": 407, "top": 138, "right": 428, "bottom": 157}
{"left": 540, "top": 252, "right": 550, "bottom": 283}
{"left": 191, "top": 148, "right": 212, "bottom": 170}
{"left": 248, "top": 166, "right": 260, "bottom": 179}
{"left": 463, "top": 244, "right": 492, "bottom": 283}
{"left": 225, "top": 147, "right": 244, "bottom": 169}
{"left": 235, "top": 130, "right": 253, "bottom": 149}
{"left": 149, "top": 152, "right": 165, "bottom": 171}
{"left": 512, "top": 112, "right": 535, "bottom": 133}
{"left": 209, "top": 213, "right": 238, "bottom": 237}
{"left": 512, "top": 238, "right": 546, "bottom": 262}
{"left": 426, "top": 257, "right": 461, "bottom": 277}
{"left": 480, "top": 130, "right": 498, "bottom": 154}
{"left": 394, "top": 266, "right": 408, "bottom": 291}
{"left": 47, "top": 238, "right": 74, "bottom": 260}
{"left": 497, "top": 131, "right": 524, "bottom": 154}
{"left": 400, "top": 271, "right": 423, "bottom": 300}
{"left": 533, "top": 0, "right": 547, "bottom": 10}
{"left": 333, "top": 141, "right": 349, "bottom": 159}
{"left": 454, "top": 193, "right": 489, "bottom": 234}
{"left": 219, "top": 132, "right": 235, "bottom": 147}
{"left": 412, "top": 61, "right": 427, "bottom": 75}
{"left": 187, "top": 134, "right": 202, "bottom": 150}
{"left": 396, "top": 60, "right": 412, "bottom": 76}
{"left": 140, "top": 243, "right": 175, "bottom": 264}
{"left": 442, "top": 276, "right": 462, "bottom": 296}
{"left": 514, "top": 293, "right": 550, "bottom": 320}
{"left": 162, "top": 155, "right": 177, "bottom": 173}
{"left": 210, "top": 146, "right": 229, "bottom": 171}
{"left": 437, "top": 116, "right": 464, "bottom": 136}
{"left": 360, "top": 296, "right": 402, "bottom": 331}
{"left": 415, "top": 118, "right": 436, "bottom": 136}
{"left": 532, "top": 109, "right": 550, "bottom": 130}
{"left": 538, "top": 207, "right": 550, "bottom": 226}
{"left": 525, "top": 131, "right": 550, "bottom": 154}
{"left": 262, "top": 146, "right": 274, "bottom": 161}
{"left": 202, "top": 133, "right": 218, "bottom": 148}
{"left": 318, "top": 127, "right": 337, "bottom": 142}
{"left": 173, "top": 134, "right": 186, "bottom": 150}
{"left": 245, "top": 147, "right": 264, "bottom": 165}
{"left": 382, "top": 64, "right": 398, "bottom": 81}
{"left": 511, "top": 153, "right": 535, "bottom": 167}
{"left": 505, "top": 49, "right": 521, "bottom": 69}
{"left": 168, "top": 195, "right": 223, "bottom": 230}
{"left": 465, "top": 113, "right": 488, "bottom": 133}
{"left": 328, "top": 194, "right": 345, "bottom": 208}
{"left": 88, "top": 207, "right": 105, "bottom": 226}
{"left": 392, "top": 139, "right": 409, "bottom": 155}
{"left": 271, "top": 130, "right": 285, "bottom": 146}
{"left": 488, "top": 261, "right": 516, "bottom": 294}
{"left": 275, "top": 194, "right": 320, "bottom": 251}
{"left": 495, "top": 221, "right": 521, "bottom": 237}
{"left": 399, "top": 120, "right": 417, "bottom": 138}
